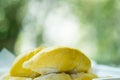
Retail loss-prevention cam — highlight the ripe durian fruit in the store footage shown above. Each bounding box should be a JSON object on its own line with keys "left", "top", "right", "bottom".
{"left": 71, "top": 72, "right": 97, "bottom": 80}
{"left": 23, "top": 47, "right": 91, "bottom": 74}
{"left": 10, "top": 47, "right": 44, "bottom": 78}
{"left": 5, "top": 75, "right": 32, "bottom": 80}
{"left": 34, "top": 73, "right": 72, "bottom": 80}
{"left": 6, "top": 46, "right": 97, "bottom": 80}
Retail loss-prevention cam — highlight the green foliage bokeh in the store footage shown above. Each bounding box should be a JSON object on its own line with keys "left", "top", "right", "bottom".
{"left": 0, "top": 0, "right": 120, "bottom": 66}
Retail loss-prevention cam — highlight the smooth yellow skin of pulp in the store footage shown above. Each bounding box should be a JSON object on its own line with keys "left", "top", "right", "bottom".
{"left": 7, "top": 46, "right": 96, "bottom": 80}
{"left": 5, "top": 75, "right": 33, "bottom": 80}
{"left": 10, "top": 47, "right": 44, "bottom": 78}
{"left": 72, "top": 72, "right": 98, "bottom": 80}
{"left": 4, "top": 72, "right": 97, "bottom": 80}
{"left": 34, "top": 73, "right": 72, "bottom": 80}
{"left": 23, "top": 47, "right": 91, "bottom": 74}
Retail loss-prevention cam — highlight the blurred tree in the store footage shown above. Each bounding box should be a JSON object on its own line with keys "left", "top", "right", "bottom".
{"left": 0, "top": 0, "right": 120, "bottom": 66}
{"left": 14, "top": 0, "right": 61, "bottom": 54}
{"left": 66, "top": 0, "right": 120, "bottom": 66}
{"left": 0, "top": 0, "right": 27, "bottom": 53}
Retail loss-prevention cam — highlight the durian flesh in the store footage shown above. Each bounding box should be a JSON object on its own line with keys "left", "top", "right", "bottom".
{"left": 33, "top": 72, "right": 97, "bottom": 80}
{"left": 10, "top": 47, "right": 44, "bottom": 78}
{"left": 71, "top": 72, "right": 97, "bottom": 80}
{"left": 23, "top": 47, "right": 91, "bottom": 74}
{"left": 5, "top": 75, "right": 32, "bottom": 80}
{"left": 7, "top": 46, "right": 97, "bottom": 80}
{"left": 34, "top": 73, "right": 72, "bottom": 80}
{"left": 5, "top": 72, "right": 97, "bottom": 80}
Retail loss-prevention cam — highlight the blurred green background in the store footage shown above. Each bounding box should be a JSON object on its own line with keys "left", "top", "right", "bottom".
{"left": 0, "top": 0, "right": 120, "bottom": 67}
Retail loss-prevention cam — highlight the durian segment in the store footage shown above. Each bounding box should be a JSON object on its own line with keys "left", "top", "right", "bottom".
{"left": 34, "top": 73, "right": 72, "bottom": 80}
{"left": 5, "top": 75, "right": 33, "bottom": 80}
{"left": 71, "top": 72, "right": 98, "bottom": 80}
{"left": 10, "top": 47, "right": 44, "bottom": 78}
{"left": 23, "top": 47, "right": 91, "bottom": 74}
{"left": 72, "top": 53, "right": 91, "bottom": 73}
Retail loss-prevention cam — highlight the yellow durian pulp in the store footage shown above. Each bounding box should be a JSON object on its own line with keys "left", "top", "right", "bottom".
{"left": 34, "top": 73, "right": 72, "bottom": 80}
{"left": 7, "top": 46, "right": 97, "bottom": 80}
{"left": 23, "top": 47, "right": 91, "bottom": 74}
{"left": 71, "top": 72, "right": 98, "bottom": 80}
{"left": 5, "top": 75, "right": 33, "bottom": 80}
{"left": 4, "top": 72, "right": 97, "bottom": 80}
{"left": 10, "top": 47, "right": 44, "bottom": 78}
